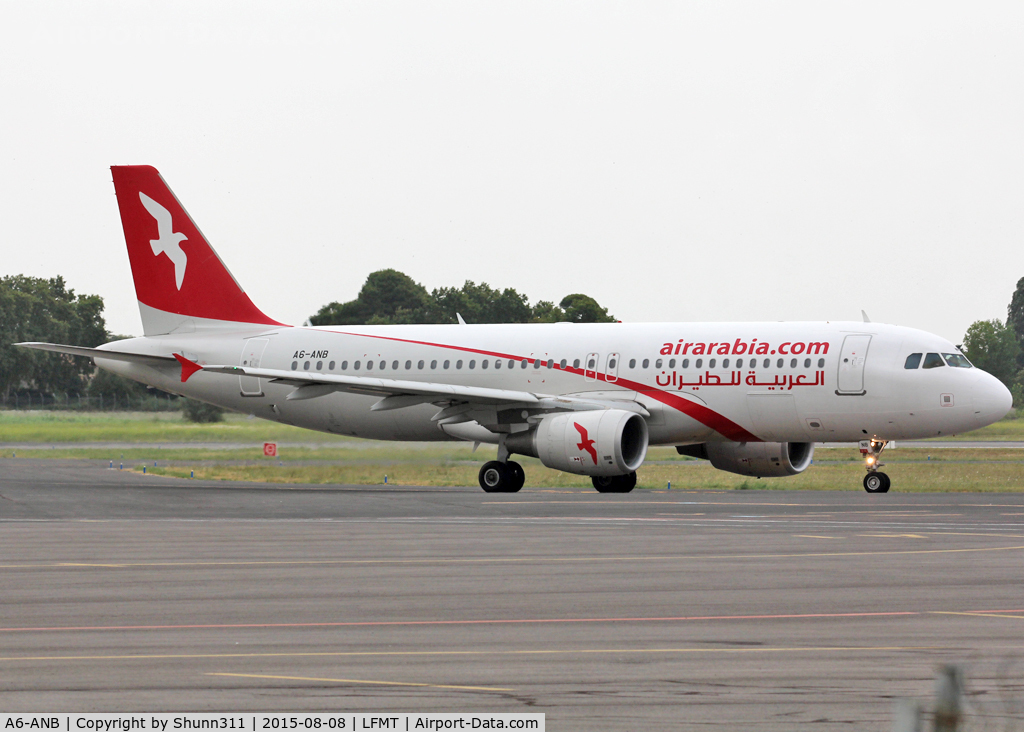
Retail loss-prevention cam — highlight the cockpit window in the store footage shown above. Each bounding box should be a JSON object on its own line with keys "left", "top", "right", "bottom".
{"left": 942, "top": 353, "right": 972, "bottom": 368}
{"left": 922, "top": 352, "right": 945, "bottom": 369}
{"left": 904, "top": 353, "right": 922, "bottom": 369}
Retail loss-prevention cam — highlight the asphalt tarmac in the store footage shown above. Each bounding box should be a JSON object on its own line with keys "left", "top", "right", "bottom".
{"left": 2, "top": 459, "right": 1023, "bottom": 730}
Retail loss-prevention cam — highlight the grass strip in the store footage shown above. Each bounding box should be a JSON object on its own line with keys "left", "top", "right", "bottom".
{"left": 142, "top": 457, "right": 1024, "bottom": 492}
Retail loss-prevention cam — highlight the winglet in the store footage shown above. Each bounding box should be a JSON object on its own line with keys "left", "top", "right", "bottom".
{"left": 861, "top": 310, "right": 871, "bottom": 323}
{"left": 174, "top": 353, "right": 203, "bottom": 382}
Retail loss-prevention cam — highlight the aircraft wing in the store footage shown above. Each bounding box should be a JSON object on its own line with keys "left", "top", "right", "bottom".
{"left": 201, "top": 364, "right": 649, "bottom": 416}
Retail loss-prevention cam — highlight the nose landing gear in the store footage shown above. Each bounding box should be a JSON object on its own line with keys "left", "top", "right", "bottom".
{"left": 860, "top": 439, "right": 890, "bottom": 493}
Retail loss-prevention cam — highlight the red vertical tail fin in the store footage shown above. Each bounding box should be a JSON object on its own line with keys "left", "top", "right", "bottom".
{"left": 111, "top": 165, "right": 282, "bottom": 335}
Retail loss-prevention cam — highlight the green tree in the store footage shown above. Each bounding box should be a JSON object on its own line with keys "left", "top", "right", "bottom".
{"left": 530, "top": 300, "right": 564, "bottom": 323}
{"left": 558, "top": 293, "right": 616, "bottom": 323}
{"left": 962, "top": 319, "right": 1020, "bottom": 389}
{"left": 309, "top": 270, "right": 433, "bottom": 326}
{"left": 308, "top": 269, "right": 618, "bottom": 326}
{"left": 1007, "top": 277, "right": 1024, "bottom": 366}
{"left": 0, "top": 275, "right": 107, "bottom": 398}
{"left": 430, "top": 281, "right": 532, "bottom": 324}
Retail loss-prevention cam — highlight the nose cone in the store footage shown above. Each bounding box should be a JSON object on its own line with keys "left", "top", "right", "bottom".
{"left": 972, "top": 372, "right": 1013, "bottom": 427}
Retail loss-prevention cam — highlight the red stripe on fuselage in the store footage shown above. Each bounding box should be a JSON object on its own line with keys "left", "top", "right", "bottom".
{"left": 319, "top": 328, "right": 760, "bottom": 442}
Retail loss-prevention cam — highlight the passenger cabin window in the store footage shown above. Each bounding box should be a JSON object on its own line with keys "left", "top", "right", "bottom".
{"left": 588, "top": 358, "right": 596, "bottom": 369}
{"left": 521, "top": 360, "right": 528, "bottom": 369}
{"left": 418, "top": 360, "right": 425, "bottom": 369}
{"left": 494, "top": 360, "right": 501, "bottom": 369}
{"left": 735, "top": 358, "right": 741, "bottom": 368}
{"left": 431, "top": 360, "right": 437, "bottom": 369}
{"left": 629, "top": 359, "right": 636, "bottom": 368}
{"left": 456, "top": 360, "right": 463, "bottom": 369}
{"left": 655, "top": 359, "right": 663, "bottom": 368}
{"left": 763, "top": 358, "right": 770, "bottom": 368}
{"left": 353, "top": 361, "right": 360, "bottom": 370}
{"left": 682, "top": 359, "right": 689, "bottom": 368}
{"left": 291, "top": 361, "right": 298, "bottom": 371}
{"left": 790, "top": 358, "right": 797, "bottom": 368}
{"left": 904, "top": 353, "right": 922, "bottom": 369}
{"left": 922, "top": 353, "right": 945, "bottom": 369}
{"left": 817, "top": 358, "right": 825, "bottom": 368}
{"left": 669, "top": 358, "right": 676, "bottom": 368}
{"left": 560, "top": 359, "right": 567, "bottom": 369}
{"left": 392, "top": 360, "right": 399, "bottom": 370}
{"left": 340, "top": 361, "right": 348, "bottom": 370}
{"left": 328, "top": 361, "right": 335, "bottom": 370}
{"left": 695, "top": 359, "right": 703, "bottom": 368}
{"left": 481, "top": 360, "right": 488, "bottom": 369}
{"left": 573, "top": 359, "right": 581, "bottom": 369}
{"left": 443, "top": 360, "right": 450, "bottom": 369}
{"left": 943, "top": 353, "right": 973, "bottom": 368}
{"left": 709, "top": 359, "right": 716, "bottom": 368}
{"left": 642, "top": 359, "right": 649, "bottom": 368}
{"left": 316, "top": 361, "right": 323, "bottom": 370}
{"left": 303, "top": 361, "right": 310, "bottom": 370}
{"left": 379, "top": 360, "right": 385, "bottom": 370}
{"left": 776, "top": 358, "right": 783, "bottom": 368}
{"left": 469, "top": 360, "right": 476, "bottom": 369}
{"left": 722, "top": 358, "right": 729, "bottom": 368}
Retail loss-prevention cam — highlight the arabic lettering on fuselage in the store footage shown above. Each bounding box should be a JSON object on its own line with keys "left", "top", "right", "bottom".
{"left": 659, "top": 339, "right": 830, "bottom": 357}
{"left": 654, "top": 370, "right": 826, "bottom": 391}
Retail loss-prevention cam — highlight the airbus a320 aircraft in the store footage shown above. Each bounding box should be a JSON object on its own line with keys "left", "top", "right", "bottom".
{"left": 18, "top": 166, "right": 1013, "bottom": 494}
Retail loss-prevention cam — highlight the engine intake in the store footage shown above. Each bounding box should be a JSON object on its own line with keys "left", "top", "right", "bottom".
{"left": 506, "top": 409, "right": 649, "bottom": 476}
{"left": 677, "top": 441, "right": 814, "bottom": 478}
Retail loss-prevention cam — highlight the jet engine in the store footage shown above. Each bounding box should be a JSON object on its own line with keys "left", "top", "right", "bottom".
{"left": 505, "top": 409, "right": 649, "bottom": 477}
{"left": 677, "top": 441, "right": 814, "bottom": 478}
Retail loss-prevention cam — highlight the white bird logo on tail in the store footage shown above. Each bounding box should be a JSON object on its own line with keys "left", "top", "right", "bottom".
{"left": 139, "top": 192, "right": 188, "bottom": 290}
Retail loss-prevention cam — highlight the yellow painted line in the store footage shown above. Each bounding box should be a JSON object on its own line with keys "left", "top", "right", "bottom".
{"left": 931, "top": 611, "right": 1024, "bottom": 620}
{"left": 793, "top": 535, "right": 838, "bottom": 540}
{"left": 858, "top": 534, "right": 929, "bottom": 539}
{"left": 0, "top": 645, "right": 942, "bottom": 663}
{"left": 2, "top": 544, "right": 1021, "bottom": 571}
{"left": 207, "top": 672, "right": 511, "bottom": 692}
{"left": 929, "top": 532, "right": 1024, "bottom": 538}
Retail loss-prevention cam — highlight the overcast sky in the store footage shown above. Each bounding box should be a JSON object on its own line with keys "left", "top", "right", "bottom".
{"left": 2, "top": 2, "right": 1022, "bottom": 343}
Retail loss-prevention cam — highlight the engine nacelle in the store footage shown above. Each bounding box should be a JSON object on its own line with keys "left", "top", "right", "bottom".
{"left": 677, "top": 441, "right": 814, "bottom": 478}
{"left": 505, "top": 409, "right": 649, "bottom": 476}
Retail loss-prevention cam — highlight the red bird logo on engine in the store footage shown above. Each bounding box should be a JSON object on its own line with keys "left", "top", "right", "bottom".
{"left": 574, "top": 422, "right": 598, "bottom": 464}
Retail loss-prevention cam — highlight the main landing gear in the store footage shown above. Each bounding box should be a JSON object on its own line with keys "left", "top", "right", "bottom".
{"left": 592, "top": 472, "right": 637, "bottom": 493}
{"left": 478, "top": 460, "right": 525, "bottom": 493}
{"left": 860, "top": 439, "right": 891, "bottom": 493}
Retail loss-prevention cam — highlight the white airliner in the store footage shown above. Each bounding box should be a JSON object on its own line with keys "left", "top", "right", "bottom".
{"left": 18, "top": 166, "right": 1013, "bottom": 494}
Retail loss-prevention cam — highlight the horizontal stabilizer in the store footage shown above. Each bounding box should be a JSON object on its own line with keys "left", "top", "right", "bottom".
{"left": 15, "top": 342, "right": 177, "bottom": 366}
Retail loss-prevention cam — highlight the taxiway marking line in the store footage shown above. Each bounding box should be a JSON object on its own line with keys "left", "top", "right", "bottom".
{"left": 2, "top": 544, "right": 1021, "bottom": 571}
{"left": 858, "top": 534, "right": 929, "bottom": 539}
{"left": 207, "top": 672, "right": 512, "bottom": 692}
{"left": 793, "top": 535, "right": 839, "bottom": 539}
{"left": 0, "top": 645, "right": 942, "bottom": 663}
{"left": 0, "top": 610, "right": 921, "bottom": 633}
{"left": 930, "top": 612, "right": 1024, "bottom": 620}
